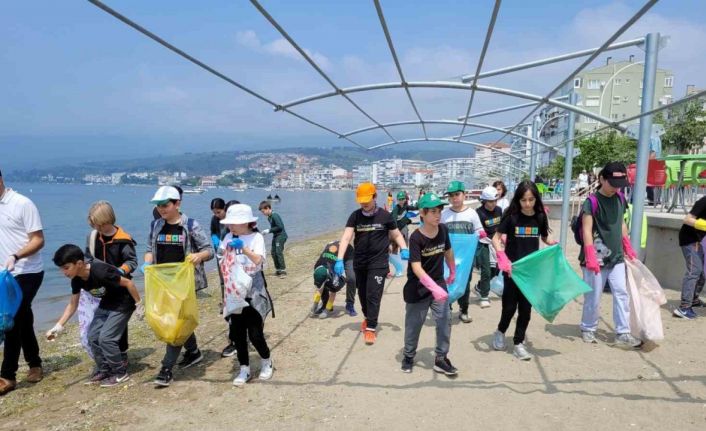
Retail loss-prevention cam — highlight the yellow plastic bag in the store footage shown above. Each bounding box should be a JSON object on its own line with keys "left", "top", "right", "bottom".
{"left": 144, "top": 261, "right": 199, "bottom": 345}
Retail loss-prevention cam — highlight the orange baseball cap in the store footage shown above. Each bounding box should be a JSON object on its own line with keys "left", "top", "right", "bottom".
{"left": 356, "top": 182, "right": 377, "bottom": 203}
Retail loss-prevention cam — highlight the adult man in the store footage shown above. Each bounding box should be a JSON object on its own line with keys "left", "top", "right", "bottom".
{"left": 0, "top": 169, "right": 46, "bottom": 395}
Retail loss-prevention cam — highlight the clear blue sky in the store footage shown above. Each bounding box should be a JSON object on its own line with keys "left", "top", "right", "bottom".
{"left": 2, "top": 0, "right": 705, "bottom": 170}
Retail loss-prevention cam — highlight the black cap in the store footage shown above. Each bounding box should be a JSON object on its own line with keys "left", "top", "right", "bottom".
{"left": 600, "top": 162, "right": 629, "bottom": 188}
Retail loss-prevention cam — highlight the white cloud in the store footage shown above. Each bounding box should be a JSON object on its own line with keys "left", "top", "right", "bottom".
{"left": 236, "top": 29, "right": 332, "bottom": 71}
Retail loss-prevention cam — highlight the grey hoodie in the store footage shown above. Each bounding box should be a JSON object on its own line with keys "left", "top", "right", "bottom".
{"left": 147, "top": 214, "right": 214, "bottom": 291}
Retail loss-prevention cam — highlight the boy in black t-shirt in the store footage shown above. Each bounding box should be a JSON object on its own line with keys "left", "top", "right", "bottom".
{"left": 334, "top": 182, "right": 409, "bottom": 345}
{"left": 51, "top": 245, "right": 142, "bottom": 387}
{"left": 475, "top": 186, "right": 503, "bottom": 308}
{"left": 401, "top": 193, "right": 457, "bottom": 375}
{"left": 675, "top": 196, "right": 706, "bottom": 319}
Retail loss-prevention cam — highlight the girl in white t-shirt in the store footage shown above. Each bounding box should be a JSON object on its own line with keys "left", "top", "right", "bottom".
{"left": 218, "top": 204, "right": 274, "bottom": 387}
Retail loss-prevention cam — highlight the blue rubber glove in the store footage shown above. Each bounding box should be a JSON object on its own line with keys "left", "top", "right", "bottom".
{"left": 140, "top": 262, "right": 151, "bottom": 274}
{"left": 229, "top": 238, "right": 244, "bottom": 250}
{"left": 117, "top": 267, "right": 125, "bottom": 276}
{"left": 334, "top": 259, "right": 345, "bottom": 276}
{"left": 211, "top": 234, "right": 220, "bottom": 249}
{"left": 400, "top": 249, "right": 410, "bottom": 260}
{"left": 405, "top": 211, "right": 418, "bottom": 218}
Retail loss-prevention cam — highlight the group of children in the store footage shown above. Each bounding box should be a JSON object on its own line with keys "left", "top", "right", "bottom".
{"left": 316, "top": 161, "right": 644, "bottom": 376}
{"left": 46, "top": 186, "right": 289, "bottom": 388}
{"left": 41, "top": 160, "right": 646, "bottom": 389}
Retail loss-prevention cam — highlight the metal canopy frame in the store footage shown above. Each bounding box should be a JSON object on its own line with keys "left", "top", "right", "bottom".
{"left": 88, "top": 0, "right": 672, "bottom": 169}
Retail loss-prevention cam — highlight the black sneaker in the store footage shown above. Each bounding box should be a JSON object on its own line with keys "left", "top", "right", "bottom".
{"left": 154, "top": 367, "right": 173, "bottom": 387}
{"left": 401, "top": 356, "right": 414, "bottom": 373}
{"left": 221, "top": 342, "right": 237, "bottom": 358}
{"left": 433, "top": 356, "right": 458, "bottom": 376}
{"left": 178, "top": 349, "right": 204, "bottom": 368}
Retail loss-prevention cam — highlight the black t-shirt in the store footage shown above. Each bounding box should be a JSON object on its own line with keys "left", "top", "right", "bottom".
{"left": 497, "top": 212, "right": 548, "bottom": 262}
{"left": 403, "top": 224, "right": 451, "bottom": 303}
{"left": 346, "top": 208, "right": 397, "bottom": 270}
{"left": 477, "top": 205, "right": 503, "bottom": 238}
{"left": 71, "top": 260, "right": 135, "bottom": 312}
{"left": 679, "top": 196, "right": 706, "bottom": 246}
{"left": 155, "top": 223, "right": 186, "bottom": 264}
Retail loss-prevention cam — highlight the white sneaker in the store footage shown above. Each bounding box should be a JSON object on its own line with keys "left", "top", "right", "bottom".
{"left": 581, "top": 331, "right": 598, "bottom": 344}
{"left": 233, "top": 366, "right": 251, "bottom": 386}
{"left": 479, "top": 298, "right": 491, "bottom": 309}
{"left": 492, "top": 330, "right": 506, "bottom": 351}
{"left": 459, "top": 313, "right": 472, "bottom": 323}
{"left": 318, "top": 309, "right": 329, "bottom": 319}
{"left": 259, "top": 358, "right": 274, "bottom": 380}
{"left": 513, "top": 343, "right": 532, "bottom": 361}
{"left": 614, "top": 333, "right": 643, "bottom": 349}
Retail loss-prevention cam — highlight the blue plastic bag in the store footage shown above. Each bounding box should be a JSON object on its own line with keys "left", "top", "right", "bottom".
{"left": 389, "top": 253, "right": 406, "bottom": 277}
{"left": 0, "top": 270, "right": 23, "bottom": 343}
{"left": 490, "top": 274, "right": 504, "bottom": 297}
{"left": 444, "top": 233, "right": 479, "bottom": 303}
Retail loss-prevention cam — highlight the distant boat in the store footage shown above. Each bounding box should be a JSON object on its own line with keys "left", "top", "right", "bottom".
{"left": 230, "top": 183, "right": 247, "bottom": 191}
{"left": 183, "top": 187, "right": 206, "bottom": 194}
{"left": 268, "top": 193, "right": 281, "bottom": 202}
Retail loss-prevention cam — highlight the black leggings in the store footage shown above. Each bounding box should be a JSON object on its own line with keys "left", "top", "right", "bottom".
{"left": 1, "top": 272, "right": 43, "bottom": 381}
{"left": 354, "top": 267, "right": 388, "bottom": 330}
{"left": 229, "top": 306, "right": 270, "bottom": 366}
{"left": 497, "top": 274, "right": 532, "bottom": 345}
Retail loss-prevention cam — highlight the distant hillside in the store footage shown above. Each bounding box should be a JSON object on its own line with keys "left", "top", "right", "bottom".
{"left": 12, "top": 145, "right": 473, "bottom": 181}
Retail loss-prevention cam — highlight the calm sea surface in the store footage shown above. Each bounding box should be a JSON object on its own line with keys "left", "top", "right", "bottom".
{"left": 8, "top": 183, "right": 359, "bottom": 329}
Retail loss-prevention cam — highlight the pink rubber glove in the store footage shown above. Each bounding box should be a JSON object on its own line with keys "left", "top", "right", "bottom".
{"left": 420, "top": 274, "right": 448, "bottom": 302}
{"left": 584, "top": 244, "right": 601, "bottom": 274}
{"left": 445, "top": 260, "right": 456, "bottom": 286}
{"left": 622, "top": 235, "right": 637, "bottom": 261}
{"left": 478, "top": 229, "right": 488, "bottom": 240}
{"left": 496, "top": 250, "right": 512, "bottom": 276}
{"left": 545, "top": 238, "right": 558, "bottom": 246}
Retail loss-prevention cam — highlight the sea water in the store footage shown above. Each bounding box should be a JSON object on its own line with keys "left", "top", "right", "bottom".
{"left": 8, "top": 183, "right": 359, "bottom": 329}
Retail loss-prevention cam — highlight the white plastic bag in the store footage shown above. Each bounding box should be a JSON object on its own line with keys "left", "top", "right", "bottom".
{"left": 220, "top": 249, "right": 252, "bottom": 317}
{"left": 490, "top": 274, "right": 504, "bottom": 297}
{"left": 625, "top": 259, "right": 666, "bottom": 341}
{"left": 78, "top": 290, "right": 101, "bottom": 358}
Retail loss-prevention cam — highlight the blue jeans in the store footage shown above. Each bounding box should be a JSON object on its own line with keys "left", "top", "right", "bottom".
{"left": 581, "top": 263, "right": 630, "bottom": 334}
{"left": 681, "top": 243, "right": 705, "bottom": 308}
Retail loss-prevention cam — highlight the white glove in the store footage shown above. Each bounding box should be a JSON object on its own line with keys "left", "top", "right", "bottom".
{"left": 262, "top": 229, "right": 270, "bottom": 235}
{"left": 134, "top": 300, "right": 145, "bottom": 320}
{"left": 4, "top": 255, "right": 16, "bottom": 272}
{"left": 46, "top": 323, "right": 64, "bottom": 341}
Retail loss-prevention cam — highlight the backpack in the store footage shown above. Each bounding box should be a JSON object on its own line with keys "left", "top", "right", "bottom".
{"left": 571, "top": 191, "right": 625, "bottom": 245}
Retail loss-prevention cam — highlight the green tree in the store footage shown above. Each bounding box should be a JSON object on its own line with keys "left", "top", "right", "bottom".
{"left": 574, "top": 131, "right": 636, "bottom": 174}
{"left": 661, "top": 101, "right": 706, "bottom": 154}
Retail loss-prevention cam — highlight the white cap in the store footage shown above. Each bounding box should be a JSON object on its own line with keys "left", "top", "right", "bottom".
{"left": 150, "top": 186, "right": 180, "bottom": 204}
{"left": 221, "top": 204, "right": 258, "bottom": 225}
{"left": 480, "top": 186, "right": 499, "bottom": 201}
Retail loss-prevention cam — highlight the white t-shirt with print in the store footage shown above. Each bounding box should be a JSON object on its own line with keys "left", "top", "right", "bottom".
{"left": 219, "top": 231, "right": 266, "bottom": 275}
{"left": 440, "top": 206, "right": 484, "bottom": 235}
{"left": 0, "top": 189, "right": 44, "bottom": 275}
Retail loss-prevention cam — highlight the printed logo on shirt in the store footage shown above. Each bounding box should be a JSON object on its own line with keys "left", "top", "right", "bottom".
{"left": 421, "top": 243, "right": 446, "bottom": 257}
{"left": 356, "top": 223, "right": 385, "bottom": 232}
{"left": 514, "top": 226, "right": 539, "bottom": 237}
{"left": 484, "top": 216, "right": 501, "bottom": 227}
{"left": 445, "top": 221, "right": 475, "bottom": 235}
{"left": 157, "top": 233, "right": 185, "bottom": 245}
{"left": 374, "top": 275, "right": 383, "bottom": 285}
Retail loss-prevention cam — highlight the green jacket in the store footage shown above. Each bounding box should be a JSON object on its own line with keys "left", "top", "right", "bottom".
{"left": 268, "top": 212, "right": 287, "bottom": 237}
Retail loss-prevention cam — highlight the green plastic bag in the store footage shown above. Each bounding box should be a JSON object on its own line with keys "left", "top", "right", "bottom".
{"left": 511, "top": 245, "right": 591, "bottom": 322}
{"left": 144, "top": 261, "right": 199, "bottom": 346}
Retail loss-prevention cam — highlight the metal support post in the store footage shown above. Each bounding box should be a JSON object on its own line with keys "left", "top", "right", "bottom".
{"left": 560, "top": 92, "right": 578, "bottom": 249}
{"left": 630, "top": 32, "right": 660, "bottom": 251}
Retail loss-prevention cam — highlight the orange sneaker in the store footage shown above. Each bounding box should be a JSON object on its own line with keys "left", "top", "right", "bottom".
{"left": 360, "top": 320, "right": 367, "bottom": 332}
{"left": 364, "top": 330, "right": 376, "bottom": 345}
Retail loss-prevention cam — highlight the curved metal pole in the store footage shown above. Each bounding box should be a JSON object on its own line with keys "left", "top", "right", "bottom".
{"left": 341, "top": 119, "right": 551, "bottom": 148}
{"left": 86, "top": 0, "right": 369, "bottom": 150}
{"left": 249, "top": 0, "right": 399, "bottom": 144}
{"left": 373, "top": 0, "right": 427, "bottom": 139}
{"left": 281, "top": 82, "right": 619, "bottom": 129}
{"left": 458, "top": 0, "right": 502, "bottom": 140}
{"left": 457, "top": 96, "right": 568, "bottom": 121}
{"left": 368, "top": 138, "right": 523, "bottom": 161}
{"left": 490, "top": 0, "right": 658, "bottom": 145}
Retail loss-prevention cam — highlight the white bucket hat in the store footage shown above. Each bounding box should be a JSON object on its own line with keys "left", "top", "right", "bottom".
{"left": 150, "top": 186, "right": 181, "bottom": 204}
{"left": 480, "top": 186, "right": 499, "bottom": 201}
{"left": 220, "top": 204, "right": 258, "bottom": 225}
